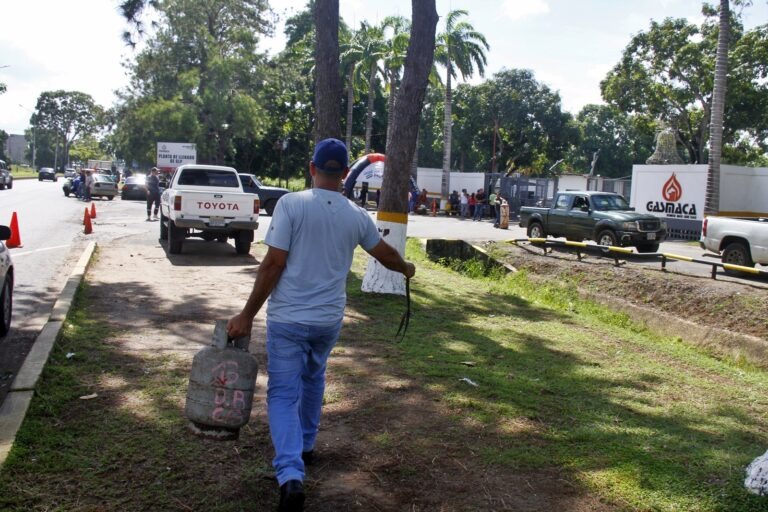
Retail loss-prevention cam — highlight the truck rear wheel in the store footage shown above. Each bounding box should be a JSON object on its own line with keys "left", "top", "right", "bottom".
{"left": 597, "top": 230, "right": 618, "bottom": 247}
{"left": 235, "top": 230, "right": 254, "bottom": 255}
{"left": 159, "top": 213, "right": 168, "bottom": 240}
{"left": 722, "top": 241, "right": 754, "bottom": 274}
{"left": 168, "top": 220, "right": 183, "bottom": 254}
{"left": 264, "top": 199, "right": 277, "bottom": 216}
{"left": 527, "top": 222, "right": 545, "bottom": 239}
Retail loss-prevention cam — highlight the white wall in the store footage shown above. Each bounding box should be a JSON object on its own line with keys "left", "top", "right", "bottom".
{"left": 557, "top": 174, "right": 589, "bottom": 191}
{"left": 720, "top": 165, "right": 768, "bottom": 216}
{"left": 415, "top": 168, "right": 485, "bottom": 198}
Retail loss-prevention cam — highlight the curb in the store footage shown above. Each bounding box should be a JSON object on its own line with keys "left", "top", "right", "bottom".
{"left": 0, "top": 241, "right": 97, "bottom": 466}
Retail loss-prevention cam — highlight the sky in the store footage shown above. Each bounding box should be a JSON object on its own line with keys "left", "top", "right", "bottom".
{"left": 1, "top": 0, "right": 767, "bottom": 136}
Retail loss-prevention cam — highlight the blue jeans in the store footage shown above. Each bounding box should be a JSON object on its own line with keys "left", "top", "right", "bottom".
{"left": 473, "top": 203, "right": 485, "bottom": 220}
{"left": 266, "top": 320, "right": 342, "bottom": 485}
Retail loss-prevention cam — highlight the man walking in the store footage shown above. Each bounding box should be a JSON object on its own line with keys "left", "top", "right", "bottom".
{"left": 227, "top": 138, "right": 415, "bottom": 511}
{"left": 145, "top": 168, "right": 161, "bottom": 221}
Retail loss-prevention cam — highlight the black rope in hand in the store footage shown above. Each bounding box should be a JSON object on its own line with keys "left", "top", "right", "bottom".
{"left": 395, "top": 276, "right": 411, "bottom": 341}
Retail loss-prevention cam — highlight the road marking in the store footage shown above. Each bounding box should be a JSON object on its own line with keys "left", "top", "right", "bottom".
{"left": 10, "top": 244, "right": 72, "bottom": 257}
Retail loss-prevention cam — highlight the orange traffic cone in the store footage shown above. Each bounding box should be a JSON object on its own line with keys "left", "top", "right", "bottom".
{"left": 84, "top": 208, "right": 92, "bottom": 235}
{"left": 7, "top": 212, "right": 22, "bottom": 248}
{"left": 90, "top": 202, "right": 97, "bottom": 219}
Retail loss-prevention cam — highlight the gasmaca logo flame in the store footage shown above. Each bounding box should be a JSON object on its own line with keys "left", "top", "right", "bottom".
{"left": 662, "top": 174, "right": 682, "bottom": 202}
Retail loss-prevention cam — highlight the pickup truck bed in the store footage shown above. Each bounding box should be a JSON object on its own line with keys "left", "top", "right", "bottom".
{"left": 160, "top": 165, "right": 260, "bottom": 255}
{"left": 700, "top": 216, "right": 768, "bottom": 272}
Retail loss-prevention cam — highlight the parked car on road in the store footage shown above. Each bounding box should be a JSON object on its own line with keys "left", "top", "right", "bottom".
{"left": 519, "top": 191, "right": 667, "bottom": 253}
{"left": 0, "top": 160, "right": 12, "bottom": 190}
{"left": 90, "top": 174, "right": 118, "bottom": 200}
{"left": 0, "top": 224, "right": 14, "bottom": 337}
{"left": 700, "top": 216, "right": 768, "bottom": 274}
{"left": 39, "top": 167, "right": 57, "bottom": 182}
{"left": 64, "top": 168, "right": 77, "bottom": 179}
{"left": 121, "top": 175, "right": 147, "bottom": 200}
{"left": 238, "top": 173, "right": 289, "bottom": 216}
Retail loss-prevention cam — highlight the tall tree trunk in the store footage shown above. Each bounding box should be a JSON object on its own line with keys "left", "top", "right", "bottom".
{"left": 362, "top": 0, "right": 438, "bottom": 295}
{"left": 314, "top": 0, "right": 341, "bottom": 142}
{"left": 386, "top": 70, "right": 397, "bottom": 149}
{"left": 706, "top": 0, "right": 728, "bottom": 216}
{"left": 411, "top": 130, "right": 419, "bottom": 179}
{"left": 364, "top": 66, "right": 376, "bottom": 153}
{"left": 441, "top": 68, "right": 452, "bottom": 204}
{"left": 345, "top": 67, "right": 354, "bottom": 151}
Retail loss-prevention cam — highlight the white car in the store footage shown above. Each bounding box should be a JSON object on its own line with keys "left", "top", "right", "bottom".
{"left": 0, "top": 225, "right": 14, "bottom": 337}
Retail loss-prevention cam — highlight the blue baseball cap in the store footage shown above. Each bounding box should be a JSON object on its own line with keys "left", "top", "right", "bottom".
{"left": 312, "top": 138, "right": 348, "bottom": 173}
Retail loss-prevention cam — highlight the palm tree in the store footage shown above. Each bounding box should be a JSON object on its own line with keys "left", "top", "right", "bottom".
{"left": 434, "top": 10, "right": 488, "bottom": 202}
{"left": 341, "top": 22, "right": 386, "bottom": 153}
{"left": 381, "top": 16, "right": 411, "bottom": 148}
{"left": 339, "top": 24, "right": 357, "bottom": 151}
{"left": 705, "top": 0, "right": 730, "bottom": 216}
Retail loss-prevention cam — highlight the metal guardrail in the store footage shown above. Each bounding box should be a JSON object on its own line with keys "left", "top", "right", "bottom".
{"left": 507, "top": 238, "right": 768, "bottom": 280}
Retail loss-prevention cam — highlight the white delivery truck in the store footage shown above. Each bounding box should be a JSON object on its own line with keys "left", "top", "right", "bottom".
{"left": 160, "top": 165, "right": 260, "bottom": 255}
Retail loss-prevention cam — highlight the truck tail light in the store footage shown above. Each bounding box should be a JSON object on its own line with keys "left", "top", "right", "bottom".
{"left": 254, "top": 198, "right": 260, "bottom": 215}
{"left": 702, "top": 217, "right": 708, "bottom": 237}
{"left": 174, "top": 195, "right": 182, "bottom": 211}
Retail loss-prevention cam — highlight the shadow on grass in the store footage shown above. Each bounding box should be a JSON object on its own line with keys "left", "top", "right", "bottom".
{"left": 1, "top": 247, "right": 767, "bottom": 511}
{"left": 327, "top": 268, "right": 768, "bottom": 511}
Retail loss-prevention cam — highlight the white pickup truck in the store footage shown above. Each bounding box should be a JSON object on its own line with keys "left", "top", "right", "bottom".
{"left": 700, "top": 216, "right": 768, "bottom": 273}
{"left": 160, "top": 164, "right": 260, "bottom": 255}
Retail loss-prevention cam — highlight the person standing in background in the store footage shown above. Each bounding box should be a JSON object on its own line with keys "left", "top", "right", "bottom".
{"left": 145, "top": 167, "right": 162, "bottom": 221}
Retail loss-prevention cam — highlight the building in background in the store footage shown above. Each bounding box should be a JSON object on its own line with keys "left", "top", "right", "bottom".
{"left": 3, "top": 134, "right": 27, "bottom": 164}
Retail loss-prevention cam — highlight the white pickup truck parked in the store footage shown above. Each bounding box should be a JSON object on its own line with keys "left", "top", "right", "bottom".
{"left": 700, "top": 216, "right": 768, "bottom": 273}
{"left": 160, "top": 165, "right": 260, "bottom": 255}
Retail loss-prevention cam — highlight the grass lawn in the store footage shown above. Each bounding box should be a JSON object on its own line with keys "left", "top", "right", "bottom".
{"left": 9, "top": 165, "right": 38, "bottom": 179}
{"left": 1, "top": 240, "right": 767, "bottom": 510}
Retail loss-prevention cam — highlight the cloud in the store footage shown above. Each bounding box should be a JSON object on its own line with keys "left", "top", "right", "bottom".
{"left": 501, "top": 0, "right": 550, "bottom": 22}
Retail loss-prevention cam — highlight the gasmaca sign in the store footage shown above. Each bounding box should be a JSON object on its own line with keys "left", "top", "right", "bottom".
{"left": 631, "top": 166, "right": 704, "bottom": 221}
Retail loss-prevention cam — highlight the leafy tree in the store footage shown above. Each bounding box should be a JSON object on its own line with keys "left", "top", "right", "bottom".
{"left": 69, "top": 135, "right": 110, "bottom": 165}
{"left": 33, "top": 90, "right": 101, "bottom": 170}
{"left": 601, "top": 8, "right": 768, "bottom": 165}
{"left": 0, "top": 131, "right": 7, "bottom": 161}
{"left": 434, "top": 10, "right": 488, "bottom": 201}
{"left": 566, "top": 105, "right": 655, "bottom": 177}
{"left": 115, "top": 0, "right": 270, "bottom": 166}
{"left": 451, "top": 69, "right": 578, "bottom": 176}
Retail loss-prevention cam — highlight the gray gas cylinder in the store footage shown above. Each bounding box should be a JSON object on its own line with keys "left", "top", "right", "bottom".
{"left": 185, "top": 320, "right": 258, "bottom": 440}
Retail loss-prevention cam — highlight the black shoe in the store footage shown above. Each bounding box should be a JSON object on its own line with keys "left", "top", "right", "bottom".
{"left": 301, "top": 450, "right": 314, "bottom": 466}
{"left": 278, "top": 480, "right": 305, "bottom": 511}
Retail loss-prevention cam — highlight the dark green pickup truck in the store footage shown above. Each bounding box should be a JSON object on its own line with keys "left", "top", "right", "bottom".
{"left": 519, "top": 191, "right": 667, "bottom": 252}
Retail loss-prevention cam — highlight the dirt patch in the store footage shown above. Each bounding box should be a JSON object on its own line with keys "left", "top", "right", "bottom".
{"left": 491, "top": 242, "right": 768, "bottom": 341}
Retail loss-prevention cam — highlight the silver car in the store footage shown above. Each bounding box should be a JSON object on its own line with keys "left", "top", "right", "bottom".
{"left": 0, "top": 225, "right": 14, "bottom": 337}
